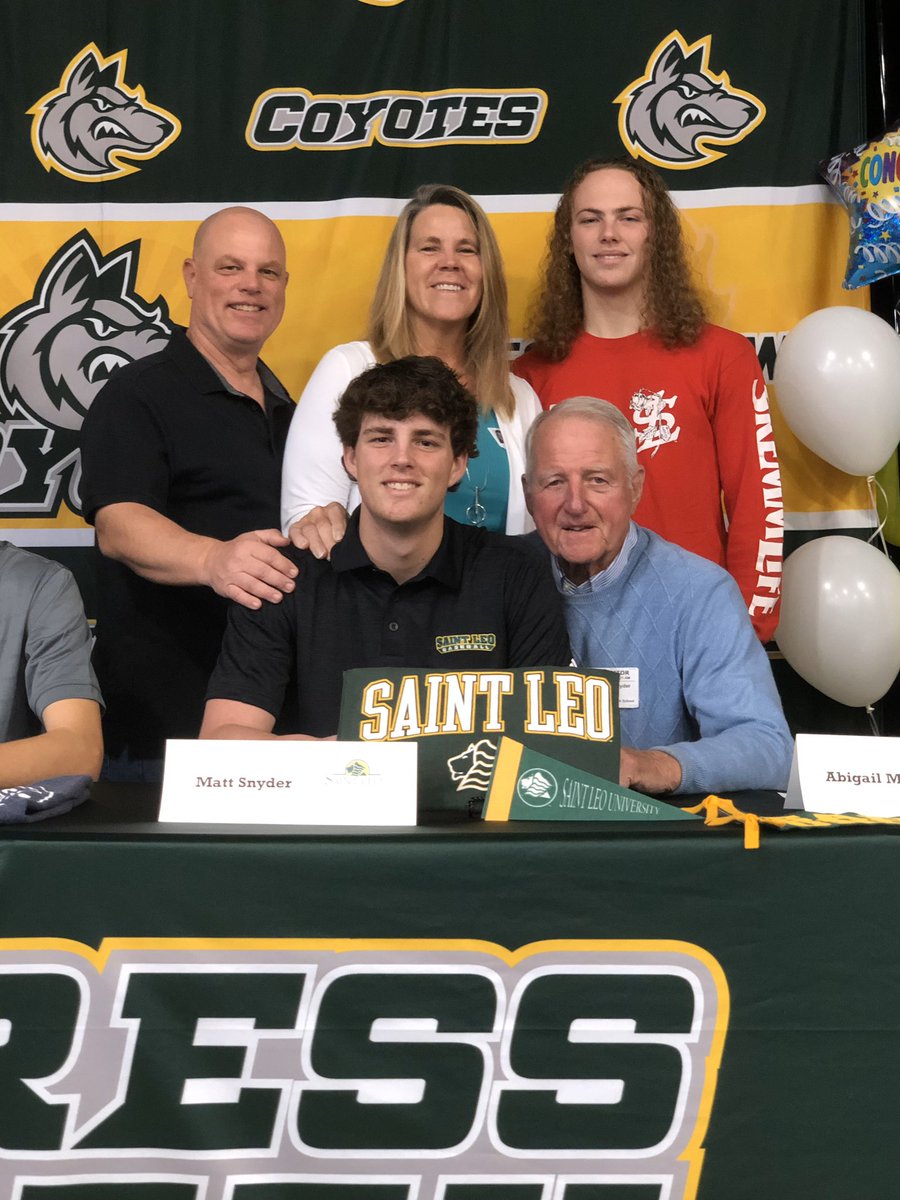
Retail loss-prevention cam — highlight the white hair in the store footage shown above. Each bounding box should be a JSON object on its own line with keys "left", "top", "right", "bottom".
{"left": 524, "top": 396, "right": 639, "bottom": 482}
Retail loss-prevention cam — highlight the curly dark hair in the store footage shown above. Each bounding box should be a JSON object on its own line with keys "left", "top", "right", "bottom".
{"left": 528, "top": 156, "right": 707, "bottom": 360}
{"left": 333, "top": 355, "right": 479, "bottom": 459}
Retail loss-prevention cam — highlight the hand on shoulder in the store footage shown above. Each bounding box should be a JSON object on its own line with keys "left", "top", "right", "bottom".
{"left": 202, "top": 529, "right": 297, "bottom": 609}
{"left": 287, "top": 502, "right": 349, "bottom": 559}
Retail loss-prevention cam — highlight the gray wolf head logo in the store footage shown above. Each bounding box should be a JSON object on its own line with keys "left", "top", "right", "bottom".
{"left": 615, "top": 32, "right": 765, "bottom": 169}
{"left": 0, "top": 231, "right": 169, "bottom": 515}
{"left": 0, "top": 231, "right": 170, "bottom": 431}
{"left": 29, "top": 43, "right": 180, "bottom": 181}
{"left": 447, "top": 738, "right": 498, "bottom": 792}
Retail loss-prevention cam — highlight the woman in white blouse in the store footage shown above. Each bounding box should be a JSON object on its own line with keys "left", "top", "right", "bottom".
{"left": 280, "top": 183, "right": 540, "bottom": 538}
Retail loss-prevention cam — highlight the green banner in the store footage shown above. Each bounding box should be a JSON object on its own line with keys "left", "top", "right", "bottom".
{"left": 484, "top": 736, "right": 700, "bottom": 822}
{"left": 0, "top": 0, "right": 864, "bottom": 202}
{"left": 0, "top": 0, "right": 873, "bottom": 592}
{"left": 338, "top": 667, "right": 620, "bottom": 810}
{"left": 0, "top": 795, "right": 899, "bottom": 1199}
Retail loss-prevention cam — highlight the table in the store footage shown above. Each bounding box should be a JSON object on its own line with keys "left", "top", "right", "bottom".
{"left": 0, "top": 784, "right": 895, "bottom": 1200}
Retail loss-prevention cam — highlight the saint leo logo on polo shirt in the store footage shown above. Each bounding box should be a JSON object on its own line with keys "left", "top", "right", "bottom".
{"left": 435, "top": 633, "right": 497, "bottom": 654}
{"left": 629, "top": 387, "right": 681, "bottom": 457}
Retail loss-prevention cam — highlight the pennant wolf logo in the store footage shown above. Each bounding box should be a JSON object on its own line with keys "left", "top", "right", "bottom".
{"left": 29, "top": 42, "right": 181, "bottom": 181}
{"left": 615, "top": 31, "right": 765, "bottom": 169}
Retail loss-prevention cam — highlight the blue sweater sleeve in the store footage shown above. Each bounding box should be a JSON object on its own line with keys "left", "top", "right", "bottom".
{"left": 660, "top": 570, "right": 793, "bottom": 794}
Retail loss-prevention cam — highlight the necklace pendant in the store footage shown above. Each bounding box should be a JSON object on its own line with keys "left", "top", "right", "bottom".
{"left": 465, "top": 477, "right": 488, "bottom": 527}
{"left": 466, "top": 500, "right": 487, "bottom": 527}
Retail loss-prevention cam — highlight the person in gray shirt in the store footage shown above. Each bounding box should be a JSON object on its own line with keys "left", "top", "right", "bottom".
{"left": 0, "top": 542, "right": 103, "bottom": 785}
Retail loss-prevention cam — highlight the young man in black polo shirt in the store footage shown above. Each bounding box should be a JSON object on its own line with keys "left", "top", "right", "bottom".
{"left": 200, "top": 356, "right": 571, "bottom": 740}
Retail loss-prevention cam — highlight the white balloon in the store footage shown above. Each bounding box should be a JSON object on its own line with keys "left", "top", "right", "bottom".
{"left": 775, "top": 306, "right": 900, "bottom": 476}
{"left": 776, "top": 535, "right": 900, "bottom": 707}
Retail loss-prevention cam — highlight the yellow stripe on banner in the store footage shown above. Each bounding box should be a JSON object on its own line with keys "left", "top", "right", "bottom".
{"left": 0, "top": 199, "right": 873, "bottom": 537}
{"left": 0, "top": 510, "right": 87, "bottom": 531}
{"left": 685, "top": 795, "right": 900, "bottom": 850}
{"left": 503, "top": 203, "right": 872, "bottom": 523}
{"left": 876, "top": 455, "right": 900, "bottom": 546}
{"left": 0, "top": 201, "right": 862, "bottom": 391}
{"left": 483, "top": 737, "right": 524, "bottom": 821}
{"left": 677, "top": 202, "right": 865, "bottom": 331}
{"left": 676, "top": 202, "right": 873, "bottom": 522}
{"left": 769, "top": 390, "right": 873, "bottom": 519}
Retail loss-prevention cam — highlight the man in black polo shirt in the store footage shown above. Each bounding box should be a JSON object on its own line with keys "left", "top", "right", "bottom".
{"left": 80, "top": 207, "right": 297, "bottom": 776}
{"left": 201, "top": 357, "right": 571, "bottom": 740}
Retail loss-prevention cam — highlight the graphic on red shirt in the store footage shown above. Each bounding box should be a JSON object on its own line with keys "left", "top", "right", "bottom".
{"left": 630, "top": 387, "right": 680, "bottom": 456}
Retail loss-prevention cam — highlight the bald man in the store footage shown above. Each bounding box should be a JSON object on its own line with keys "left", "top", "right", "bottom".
{"left": 80, "top": 207, "right": 297, "bottom": 776}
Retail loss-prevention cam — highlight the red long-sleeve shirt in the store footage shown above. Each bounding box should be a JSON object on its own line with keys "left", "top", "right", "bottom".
{"left": 514, "top": 325, "right": 783, "bottom": 642}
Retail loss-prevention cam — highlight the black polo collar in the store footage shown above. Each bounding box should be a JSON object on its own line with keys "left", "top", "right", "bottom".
{"left": 165, "top": 325, "right": 290, "bottom": 403}
{"left": 331, "top": 510, "right": 472, "bottom": 590}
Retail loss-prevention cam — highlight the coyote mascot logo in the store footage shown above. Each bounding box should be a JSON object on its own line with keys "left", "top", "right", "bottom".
{"left": 616, "top": 32, "right": 765, "bottom": 169}
{"left": 29, "top": 43, "right": 180, "bottom": 182}
{"left": 0, "top": 231, "right": 170, "bottom": 515}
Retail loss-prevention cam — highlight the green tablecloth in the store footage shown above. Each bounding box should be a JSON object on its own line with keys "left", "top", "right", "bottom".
{"left": 0, "top": 785, "right": 894, "bottom": 1199}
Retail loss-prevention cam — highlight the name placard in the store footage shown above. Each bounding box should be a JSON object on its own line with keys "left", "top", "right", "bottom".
{"left": 785, "top": 733, "right": 900, "bottom": 816}
{"left": 158, "top": 739, "right": 417, "bottom": 826}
